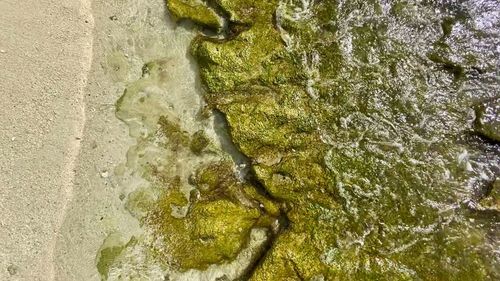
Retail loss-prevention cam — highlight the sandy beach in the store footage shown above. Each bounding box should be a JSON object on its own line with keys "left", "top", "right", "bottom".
{"left": 0, "top": 0, "right": 93, "bottom": 280}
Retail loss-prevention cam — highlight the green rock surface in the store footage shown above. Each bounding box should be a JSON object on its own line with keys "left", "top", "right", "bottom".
{"left": 168, "top": 0, "right": 223, "bottom": 30}
{"left": 146, "top": 161, "right": 278, "bottom": 270}
{"left": 165, "top": 0, "right": 500, "bottom": 280}
{"left": 475, "top": 98, "right": 500, "bottom": 142}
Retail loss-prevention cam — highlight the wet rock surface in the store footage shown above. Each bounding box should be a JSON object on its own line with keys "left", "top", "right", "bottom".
{"left": 475, "top": 98, "right": 500, "bottom": 142}
{"left": 164, "top": 0, "right": 500, "bottom": 280}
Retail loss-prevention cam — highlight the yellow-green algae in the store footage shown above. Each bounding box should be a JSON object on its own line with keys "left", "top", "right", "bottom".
{"left": 163, "top": 0, "right": 500, "bottom": 280}
{"left": 146, "top": 160, "right": 278, "bottom": 270}
{"left": 167, "top": 0, "right": 223, "bottom": 30}
{"left": 99, "top": 0, "right": 499, "bottom": 280}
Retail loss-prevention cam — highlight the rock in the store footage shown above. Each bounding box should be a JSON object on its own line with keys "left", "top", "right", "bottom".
{"left": 167, "top": 0, "right": 223, "bottom": 30}
{"left": 7, "top": 264, "right": 18, "bottom": 276}
{"left": 475, "top": 98, "right": 500, "bottom": 142}
{"left": 159, "top": 0, "right": 500, "bottom": 279}
{"left": 479, "top": 179, "right": 500, "bottom": 210}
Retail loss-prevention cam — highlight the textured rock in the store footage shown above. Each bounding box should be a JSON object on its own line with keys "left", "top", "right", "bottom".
{"left": 475, "top": 98, "right": 500, "bottom": 142}
{"left": 161, "top": 0, "right": 500, "bottom": 280}
{"left": 168, "top": 0, "right": 223, "bottom": 30}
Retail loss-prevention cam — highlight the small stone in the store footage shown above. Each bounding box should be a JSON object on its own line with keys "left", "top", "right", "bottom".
{"left": 479, "top": 179, "right": 500, "bottom": 211}
{"left": 0, "top": 50, "right": 6, "bottom": 54}
{"left": 7, "top": 264, "right": 18, "bottom": 275}
{"left": 100, "top": 171, "right": 109, "bottom": 178}
{"left": 11, "top": 137, "right": 16, "bottom": 141}
{"left": 109, "top": 15, "right": 118, "bottom": 21}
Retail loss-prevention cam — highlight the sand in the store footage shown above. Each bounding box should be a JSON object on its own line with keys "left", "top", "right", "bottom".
{"left": 0, "top": 0, "right": 93, "bottom": 280}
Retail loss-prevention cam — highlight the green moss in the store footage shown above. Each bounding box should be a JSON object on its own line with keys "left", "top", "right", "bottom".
{"left": 148, "top": 169, "right": 273, "bottom": 270}
{"left": 167, "top": 0, "right": 223, "bottom": 30}
{"left": 427, "top": 52, "right": 465, "bottom": 79}
{"left": 158, "top": 116, "right": 190, "bottom": 149}
{"left": 191, "top": 161, "right": 234, "bottom": 192}
{"left": 441, "top": 17, "right": 455, "bottom": 37}
{"left": 212, "top": 0, "right": 278, "bottom": 23}
{"left": 96, "top": 235, "right": 136, "bottom": 280}
{"left": 190, "top": 130, "right": 210, "bottom": 155}
{"left": 158, "top": 0, "right": 500, "bottom": 279}
{"left": 97, "top": 246, "right": 125, "bottom": 280}
{"left": 480, "top": 179, "right": 500, "bottom": 210}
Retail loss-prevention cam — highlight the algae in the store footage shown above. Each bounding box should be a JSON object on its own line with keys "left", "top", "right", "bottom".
{"left": 167, "top": 0, "right": 223, "bottom": 30}
{"left": 163, "top": 0, "right": 500, "bottom": 279}
{"left": 99, "top": 49, "right": 281, "bottom": 279}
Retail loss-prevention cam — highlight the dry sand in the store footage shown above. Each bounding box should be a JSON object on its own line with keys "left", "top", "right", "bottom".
{"left": 0, "top": 0, "right": 93, "bottom": 280}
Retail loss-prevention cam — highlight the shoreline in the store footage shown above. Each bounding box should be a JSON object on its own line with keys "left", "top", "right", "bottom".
{"left": 47, "top": 0, "right": 95, "bottom": 279}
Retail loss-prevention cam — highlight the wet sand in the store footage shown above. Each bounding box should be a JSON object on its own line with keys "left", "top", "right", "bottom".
{"left": 0, "top": 0, "right": 93, "bottom": 280}
{"left": 53, "top": 0, "right": 200, "bottom": 280}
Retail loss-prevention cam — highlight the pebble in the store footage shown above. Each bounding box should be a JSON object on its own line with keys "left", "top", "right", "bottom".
{"left": 7, "top": 264, "right": 18, "bottom": 275}
{"left": 100, "top": 171, "right": 109, "bottom": 178}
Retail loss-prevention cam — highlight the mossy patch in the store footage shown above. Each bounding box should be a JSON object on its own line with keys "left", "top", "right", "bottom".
{"left": 147, "top": 161, "right": 277, "bottom": 270}
{"left": 167, "top": 0, "right": 223, "bottom": 30}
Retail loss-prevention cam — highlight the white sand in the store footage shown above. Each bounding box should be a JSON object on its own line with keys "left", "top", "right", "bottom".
{"left": 0, "top": 0, "right": 93, "bottom": 280}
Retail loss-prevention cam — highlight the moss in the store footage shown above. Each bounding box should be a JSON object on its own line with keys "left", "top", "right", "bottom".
{"left": 158, "top": 116, "right": 190, "bottom": 149}
{"left": 160, "top": 0, "right": 500, "bottom": 279}
{"left": 441, "top": 17, "right": 455, "bottom": 37}
{"left": 96, "top": 235, "right": 137, "bottom": 280}
{"left": 212, "top": 0, "right": 278, "bottom": 24}
{"left": 190, "top": 130, "right": 210, "bottom": 155}
{"left": 191, "top": 161, "right": 234, "bottom": 192}
{"left": 148, "top": 169, "right": 274, "bottom": 270}
{"left": 167, "top": 0, "right": 223, "bottom": 30}
{"left": 97, "top": 246, "right": 125, "bottom": 280}
{"left": 480, "top": 179, "right": 500, "bottom": 210}
{"left": 427, "top": 52, "right": 465, "bottom": 79}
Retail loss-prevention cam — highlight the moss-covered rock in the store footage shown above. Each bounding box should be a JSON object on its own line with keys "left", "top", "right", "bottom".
{"left": 163, "top": 0, "right": 500, "bottom": 279}
{"left": 475, "top": 98, "right": 500, "bottom": 142}
{"left": 190, "top": 130, "right": 211, "bottom": 155}
{"left": 147, "top": 161, "right": 277, "bottom": 270}
{"left": 167, "top": 0, "right": 223, "bottom": 30}
{"left": 480, "top": 179, "right": 500, "bottom": 211}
